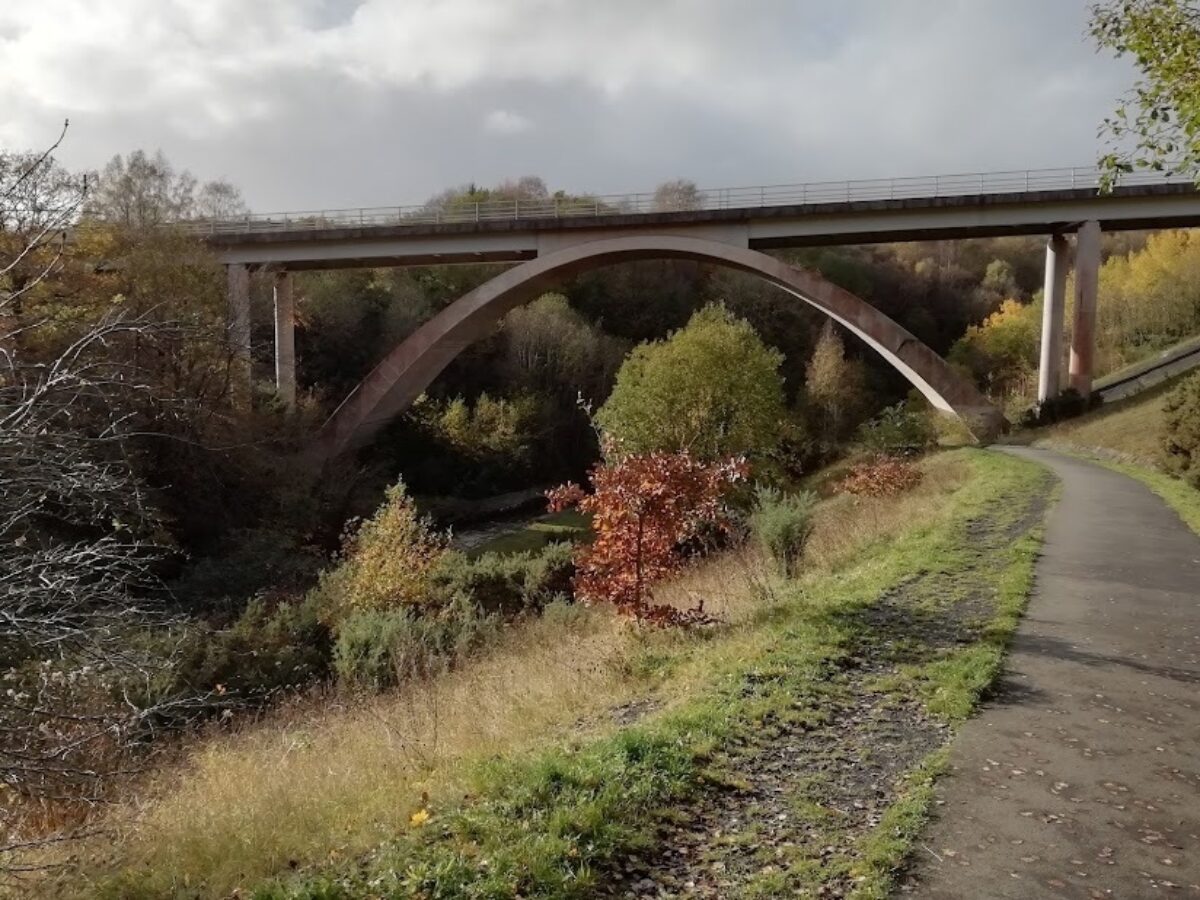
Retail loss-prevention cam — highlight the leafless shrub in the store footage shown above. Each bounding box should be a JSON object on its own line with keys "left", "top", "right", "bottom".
{"left": 0, "top": 124, "right": 206, "bottom": 876}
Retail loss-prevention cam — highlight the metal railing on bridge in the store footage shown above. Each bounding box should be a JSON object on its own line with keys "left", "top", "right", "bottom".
{"left": 183, "top": 165, "right": 1196, "bottom": 236}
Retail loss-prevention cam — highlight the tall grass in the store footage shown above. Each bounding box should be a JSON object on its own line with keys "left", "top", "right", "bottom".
{"left": 34, "top": 453, "right": 977, "bottom": 898}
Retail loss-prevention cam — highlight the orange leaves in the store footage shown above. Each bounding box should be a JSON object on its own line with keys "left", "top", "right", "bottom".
{"left": 836, "top": 456, "right": 924, "bottom": 498}
{"left": 546, "top": 482, "right": 586, "bottom": 512}
{"left": 548, "top": 451, "right": 747, "bottom": 624}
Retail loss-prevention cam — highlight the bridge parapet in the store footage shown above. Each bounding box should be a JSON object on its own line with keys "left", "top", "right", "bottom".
{"left": 185, "top": 165, "right": 1196, "bottom": 238}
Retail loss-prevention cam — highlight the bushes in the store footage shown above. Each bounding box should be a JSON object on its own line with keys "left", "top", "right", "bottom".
{"left": 332, "top": 595, "right": 497, "bottom": 688}
{"left": 1019, "top": 388, "right": 1092, "bottom": 428}
{"left": 837, "top": 456, "right": 924, "bottom": 497}
{"left": 172, "top": 594, "right": 331, "bottom": 701}
{"left": 329, "top": 542, "right": 574, "bottom": 688}
{"left": 311, "top": 481, "right": 449, "bottom": 626}
{"left": 748, "top": 486, "right": 817, "bottom": 578}
{"left": 548, "top": 451, "right": 747, "bottom": 622}
{"left": 171, "top": 527, "right": 325, "bottom": 614}
{"left": 435, "top": 543, "right": 575, "bottom": 615}
{"left": 1163, "top": 372, "right": 1200, "bottom": 488}
{"left": 856, "top": 402, "right": 936, "bottom": 457}
{"left": 305, "top": 471, "right": 578, "bottom": 687}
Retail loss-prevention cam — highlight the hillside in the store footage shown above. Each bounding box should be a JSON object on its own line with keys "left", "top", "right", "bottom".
{"left": 1030, "top": 376, "right": 1200, "bottom": 536}
{"left": 1034, "top": 379, "right": 1175, "bottom": 467}
{"left": 31, "top": 450, "right": 1051, "bottom": 898}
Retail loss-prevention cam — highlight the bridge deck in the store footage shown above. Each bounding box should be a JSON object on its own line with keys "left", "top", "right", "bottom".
{"left": 205, "top": 181, "right": 1200, "bottom": 270}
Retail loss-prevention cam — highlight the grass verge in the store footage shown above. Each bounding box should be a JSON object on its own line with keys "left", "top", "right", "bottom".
{"left": 40, "top": 449, "right": 1050, "bottom": 899}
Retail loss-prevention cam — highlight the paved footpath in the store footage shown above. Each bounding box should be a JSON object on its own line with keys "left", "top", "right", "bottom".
{"left": 902, "top": 447, "right": 1200, "bottom": 899}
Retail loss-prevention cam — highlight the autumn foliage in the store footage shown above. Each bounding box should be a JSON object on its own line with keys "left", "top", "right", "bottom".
{"left": 836, "top": 455, "right": 924, "bottom": 498}
{"left": 547, "top": 450, "right": 748, "bottom": 625}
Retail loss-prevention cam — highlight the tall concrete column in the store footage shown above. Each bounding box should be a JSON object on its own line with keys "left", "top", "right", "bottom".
{"left": 1037, "top": 234, "right": 1069, "bottom": 404}
{"left": 1069, "top": 219, "right": 1102, "bottom": 396}
{"left": 225, "top": 263, "right": 252, "bottom": 405}
{"left": 273, "top": 270, "right": 296, "bottom": 409}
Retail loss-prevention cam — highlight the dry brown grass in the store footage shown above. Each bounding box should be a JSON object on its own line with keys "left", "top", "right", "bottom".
{"left": 29, "top": 451, "right": 976, "bottom": 899}
{"left": 1034, "top": 382, "right": 1173, "bottom": 467}
{"left": 45, "top": 607, "right": 638, "bottom": 896}
{"left": 804, "top": 455, "right": 971, "bottom": 572}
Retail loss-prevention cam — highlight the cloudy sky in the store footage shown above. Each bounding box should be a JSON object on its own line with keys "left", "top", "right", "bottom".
{"left": 0, "top": 0, "right": 1134, "bottom": 212}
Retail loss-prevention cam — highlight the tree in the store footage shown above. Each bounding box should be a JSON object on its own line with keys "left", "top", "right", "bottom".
{"left": 595, "top": 303, "right": 787, "bottom": 462}
{"left": 1163, "top": 371, "right": 1200, "bottom": 486}
{"left": 948, "top": 299, "right": 1040, "bottom": 401}
{"left": 422, "top": 176, "right": 550, "bottom": 217}
{"left": 86, "top": 149, "right": 246, "bottom": 227}
{"left": 2, "top": 128, "right": 200, "bottom": 863}
{"left": 547, "top": 451, "right": 747, "bottom": 623}
{"left": 652, "top": 178, "right": 705, "bottom": 211}
{"left": 804, "top": 322, "right": 866, "bottom": 440}
{"left": 499, "top": 293, "right": 627, "bottom": 403}
{"left": 1091, "top": 0, "right": 1200, "bottom": 186}
{"left": 1095, "top": 229, "right": 1200, "bottom": 368}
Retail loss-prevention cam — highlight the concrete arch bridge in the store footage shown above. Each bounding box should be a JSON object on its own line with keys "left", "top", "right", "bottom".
{"left": 310, "top": 236, "right": 1001, "bottom": 459}
{"left": 205, "top": 165, "right": 1200, "bottom": 460}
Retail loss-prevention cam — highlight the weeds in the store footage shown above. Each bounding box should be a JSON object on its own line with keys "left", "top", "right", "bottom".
{"left": 26, "top": 450, "right": 1046, "bottom": 899}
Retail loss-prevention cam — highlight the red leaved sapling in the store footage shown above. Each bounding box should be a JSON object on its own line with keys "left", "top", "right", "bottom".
{"left": 547, "top": 449, "right": 748, "bottom": 625}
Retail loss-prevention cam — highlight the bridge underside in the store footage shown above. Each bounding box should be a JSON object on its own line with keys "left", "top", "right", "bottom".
{"left": 309, "top": 236, "right": 1006, "bottom": 462}
{"left": 218, "top": 178, "right": 1196, "bottom": 436}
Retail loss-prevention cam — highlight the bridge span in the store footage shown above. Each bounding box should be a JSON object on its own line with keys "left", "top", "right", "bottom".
{"left": 205, "top": 166, "right": 1200, "bottom": 458}
{"left": 208, "top": 166, "right": 1200, "bottom": 269}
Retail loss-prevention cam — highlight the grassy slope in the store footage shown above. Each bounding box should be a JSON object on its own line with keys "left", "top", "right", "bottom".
{"left": 1036, "top": 379, "right": 1175, "bottom": 467}
{"left": 1033, "top": 377, "right": 1200, "bottom": 535}
{"left": 57, "top": 450, "right": 1049, "bottom": 900}
{"left": 1094, "top": 334, "right": 1200, "bottom": 390}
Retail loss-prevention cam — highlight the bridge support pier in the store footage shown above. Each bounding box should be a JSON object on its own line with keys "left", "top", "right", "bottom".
{"left": 1038, "top": 234, "right": 1069, "bottom": 404}
{"left": 1069, "top": 219, "right": 1102, "bottom": 397}
{"left": 273, "top": 271, "right": 296, "bottom": 409}
{"left": 225, "top": 263, "right": 252, "bottom": 406}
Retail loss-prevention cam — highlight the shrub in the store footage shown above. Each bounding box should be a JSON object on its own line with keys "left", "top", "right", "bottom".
{"left": 172, "top": 594, "right": 332, "bottom": 702}
{"left": 1163, "top": 372, "right": 1200, "bottom": 488}
{"left": 595, "top": 303, "right": 786, "bottom": 462}
{"left": 856, "top": 402, "right": 936, "bottom": 457}
{"left": 837, "top": 456, "right": 924, "bottom": 497}
{"left": 548, "top": 451, "right": 748, "bottom": 623}
{"left": 1019, "top": 388, "right": 1092, "bottom": 428}
{"left": 434, "top": 543, "right": 575, "bottom": 616}
{"left": 748, "top": 486, "right": 817, "bottom": 578}
{"left": 311, "top": 480, "right": 449, "bottom": 626}
{"left": 171, "top": 527, "right": 325, "bottom": 614}
{"left": 332, "top": 595, "right": 497, "bottom": 688}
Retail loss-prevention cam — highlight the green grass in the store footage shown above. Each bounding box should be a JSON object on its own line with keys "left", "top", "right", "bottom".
{"left": 1034, "top": 378, "right": 1175, "bottom": 466}
{"left": 914, "top": 525, "right": 1048, "bottom": 721}
{"left": 78, "top": 450, "right": 1050, "bottom": 900}
{"left": 1094, "top": 334, "right": 1200, "bottom": 390}
{"left": 466, "top": 510, "right": 590, "bottom": 558}
{"left": 851, "top": 749, "right": 948, "bottom": 899}
{"left": 1029, "top": 375, "right": 1200, "bottom": 538}
{"left": 190, "top": 450, "right": 1049, "bottom": 900}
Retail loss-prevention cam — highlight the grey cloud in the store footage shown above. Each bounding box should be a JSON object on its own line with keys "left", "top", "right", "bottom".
{"left": 0, "top": 0, "right": 1135, "bottom": 211}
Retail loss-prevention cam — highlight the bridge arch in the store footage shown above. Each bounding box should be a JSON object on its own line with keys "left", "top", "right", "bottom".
{"left": 313, "top": 236, "right": 1004, "bottom": 460}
